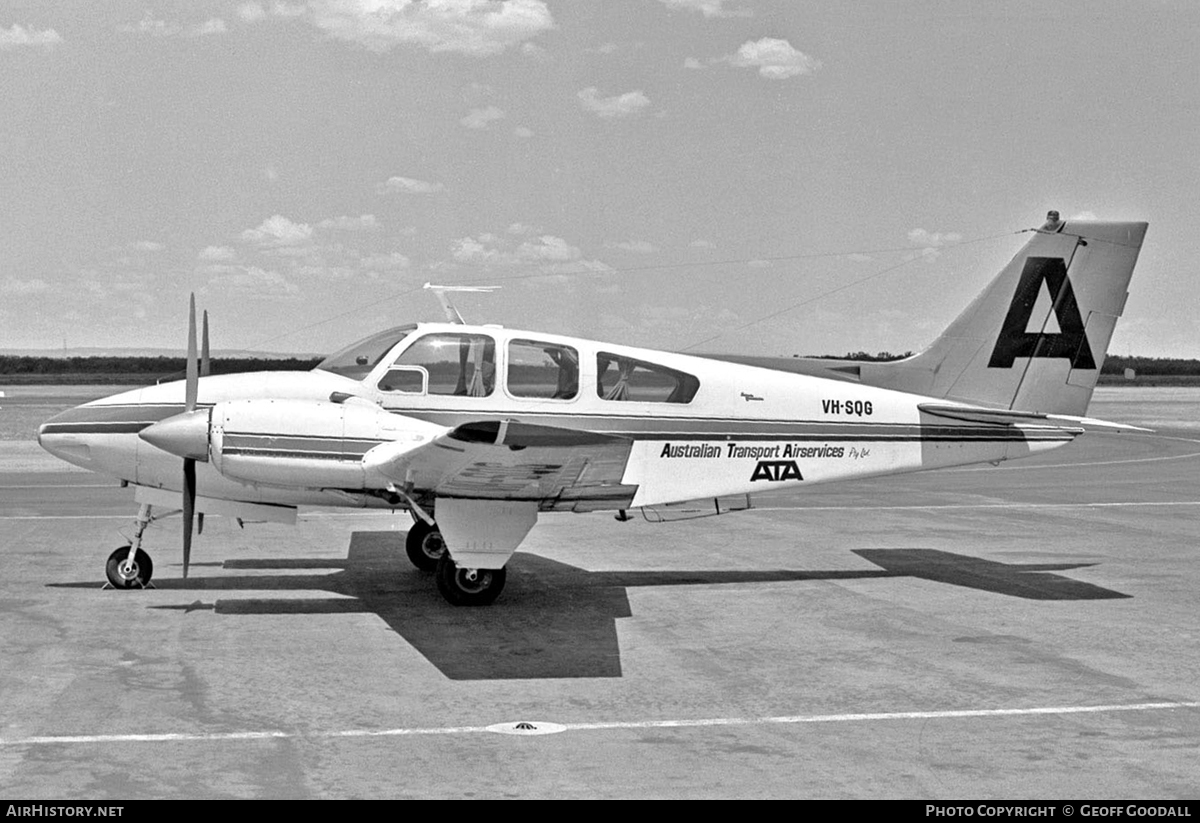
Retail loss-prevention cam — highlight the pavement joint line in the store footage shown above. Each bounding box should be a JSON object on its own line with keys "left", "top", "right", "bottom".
{"left": 948, "top": 450, "right": 1200, "bottom": 472}
{"left": 3, "top": 701, "right": 1197, "bottom": 747}
{"left": 750, "top": 501, "right": 1200, "bottom": 512}
{"left": 5, "top": 500, "right": 1200, "bottom": 521}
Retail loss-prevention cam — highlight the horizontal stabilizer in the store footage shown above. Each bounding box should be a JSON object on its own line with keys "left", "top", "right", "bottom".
{"left": 919, "top": 403, "right": 1151, "bottom": 433}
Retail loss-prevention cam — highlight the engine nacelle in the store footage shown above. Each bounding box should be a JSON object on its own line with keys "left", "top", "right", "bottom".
{"left": 209, "top": 398, "right": 443, "bottom": 489}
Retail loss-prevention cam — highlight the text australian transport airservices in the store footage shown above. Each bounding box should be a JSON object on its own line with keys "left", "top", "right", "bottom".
{"left": 658, "top": 442, "right": 846, "bottom": 459}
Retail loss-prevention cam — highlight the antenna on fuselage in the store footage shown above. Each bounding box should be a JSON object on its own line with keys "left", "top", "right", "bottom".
{"left": 423, "top": 282, "right": 498, "bottom": 324}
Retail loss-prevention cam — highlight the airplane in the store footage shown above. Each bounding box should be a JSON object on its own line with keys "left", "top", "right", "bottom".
{"left": 37, "top": 212, "right": 1149, "bottom": 606}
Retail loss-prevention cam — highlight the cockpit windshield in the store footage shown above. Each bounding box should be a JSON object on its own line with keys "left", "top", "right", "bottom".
{"left": 315, "top": 325, "right": 416, "bottom": 380}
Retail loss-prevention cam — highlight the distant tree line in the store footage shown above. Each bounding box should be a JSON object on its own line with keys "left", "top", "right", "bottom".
{"left": 1099, "top": 356, "right": 1200, "bottom": 376}
{"left": 810, "top": 352, "right": 1200, "bottom": 375}
{"left": 811, "top": 351, "right": 916, "bottom": 362}
{"left": 0, "top": 356, "right": 322, "bottom": 378}
{"left": 2, "top": 353, "right": 1199, "bottom": 381}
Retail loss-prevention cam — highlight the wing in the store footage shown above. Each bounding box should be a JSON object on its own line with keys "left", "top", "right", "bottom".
{"left": 364, "top": 420, "right": 637, "bottom": 511}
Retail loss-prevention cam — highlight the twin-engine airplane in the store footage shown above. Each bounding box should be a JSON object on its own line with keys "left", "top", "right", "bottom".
{"left": 39, "top": 213, "right": 1149, "bottom": 605}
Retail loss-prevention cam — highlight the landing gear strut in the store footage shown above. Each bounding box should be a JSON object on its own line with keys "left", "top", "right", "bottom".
{"left": 435, "top": 553, "right": 506, "bottom": 606}
{"left": 404, "top": 519, "right": 446, "bottom": 572}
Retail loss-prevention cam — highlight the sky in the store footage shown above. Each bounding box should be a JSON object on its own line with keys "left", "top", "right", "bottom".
{"left": 1, "top": 0, "right": 1197, "bottom": 358}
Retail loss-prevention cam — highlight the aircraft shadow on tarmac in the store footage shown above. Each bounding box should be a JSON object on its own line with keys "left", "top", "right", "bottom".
{"left": 51, "top": 531, "right": 1130, "bottom": 681}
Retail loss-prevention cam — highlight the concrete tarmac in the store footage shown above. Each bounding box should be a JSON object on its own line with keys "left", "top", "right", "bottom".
{"left": 1, "top": 391, "right": 1198, "bottom": 798}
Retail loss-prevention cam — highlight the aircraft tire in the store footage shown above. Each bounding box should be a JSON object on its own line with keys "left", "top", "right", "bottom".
{"left": 105, "top": 546, "right": 153, "bottom": 589}
{"left": 435, "top": 553, "right": 506, "bottom": 606}
{"left": 405, "top": 521, "right": 446, "bottom": 572}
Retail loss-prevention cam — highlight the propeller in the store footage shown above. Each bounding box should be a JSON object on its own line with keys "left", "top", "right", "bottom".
{"left": 197, "top": 310, "right": 209, "bottom": 537}
{"left": 182, "top": 295, "right": 200, "bottom": 578}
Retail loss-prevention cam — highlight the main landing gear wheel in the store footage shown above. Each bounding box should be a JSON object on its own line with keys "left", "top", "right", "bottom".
{"left": 405, "top": 520, "right": 446, "bottom": 572}
{"left": 105, "top": 546, "right": 154, "bottom": 589}
{"left": 435, "top": 553, "right": 506, "bottom": 606}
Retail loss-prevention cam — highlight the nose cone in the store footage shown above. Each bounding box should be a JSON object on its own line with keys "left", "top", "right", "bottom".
{"left": 139, "top": 409, "right": 211, "bottom": 461}
{"left": 37, "top": 409, "right": 94, "bottom": 468}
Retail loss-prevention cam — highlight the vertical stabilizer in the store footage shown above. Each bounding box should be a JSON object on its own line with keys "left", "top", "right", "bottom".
{"left": 859, "top": 214, "right": 1148, "bottom": 415}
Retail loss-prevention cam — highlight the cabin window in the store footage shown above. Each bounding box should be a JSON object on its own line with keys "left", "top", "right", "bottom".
{"left": 393, "top": 333, "right": 496, "bottom": 397}
{"left": 316, "top": 325, "right": 415, "bottom": 380}
{"left": 507, "top": 340, "right": 579, "bottom": 400}
{"left": 596, "top": 352, "right": 699, "bottom": 403}
{"left": 377, "top": 366, "right": 426, "bottom": 394}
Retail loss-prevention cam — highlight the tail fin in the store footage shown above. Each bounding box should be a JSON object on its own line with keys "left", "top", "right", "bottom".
{"left": 860, "top": 214, "right": 1148, "bottom": 415}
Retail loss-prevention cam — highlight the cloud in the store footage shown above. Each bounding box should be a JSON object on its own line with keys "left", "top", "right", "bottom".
{"left": 689, "top": 239, "right": 715, "bottom": 249}
{"left": 907, "top": 228, "right": 963, "bottom": 248}
{"left": 512, "top": 126, "right": 534, "bottom": 138}
{"left": 306, "top": 0, "right": 555, "bottom": 57}
{"left": 377, "top": 175, "right": 444, "bottom": 195}
{"left": 132, "top": 240, "right": 165, "bottom": 252}
{"left": 726, "top": 37, "right": 821, "bottom": 79}
{"left": 452, "top": 232, "right": 584, "bottom": 266}
{"left": 683, "top": 57, "right": 704, "bottom": 70}
{"left": 609, "top": 240, "right": 656, "bottom": 253}
{"left": 517, "top": 235, "right": 580, "bottom": 262}
{"left": 907, "top": 228, "right": 962, "bottom": 262}
{"left": 358, "top": 251, "right": 411, "bottom": 271}
{"left": 578, "top": 87, "right": 650, "bottom": 119}
{"left": 207, "top": 266, "right": 299, "bottom": 295}
{"left": 191, "top": 18, "right": 228, "bottom": 36}
{"left": 199, "top": 245, "right": 236, "bottom": 261}
{"left": 461, "top": 105, "right": 506, "bottom": 129}
{"left": 1071, "top": 211, "right": 1099, "bottom": 220}
{"left": 658, "top": 0, "right": 751, "bottom": 18}
{"left": 1, "top": 277, "right": 50, "bottom": 295}
{"left": 241, "top": 214, "right": 314, "bottom": 245}
{"left": 0, "top": 24, "right": 62, "bottom": 49}
{"left": 237, "top": 3, "right": 268, "bottom": 23}
{"left": 117, "top": 15, "right": 228, "bottom": 37}
{"left": 316, "top": 214, "right": 379, "bottom": 230}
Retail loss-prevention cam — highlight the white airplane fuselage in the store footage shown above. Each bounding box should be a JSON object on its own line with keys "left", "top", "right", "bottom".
{"left": 39, "top": 322, "right": 1073, "bottom": 516}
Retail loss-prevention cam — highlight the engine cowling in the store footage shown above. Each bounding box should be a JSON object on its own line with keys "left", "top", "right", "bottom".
{"left": 207, "top": 398, "right": 443, "bottom": 489}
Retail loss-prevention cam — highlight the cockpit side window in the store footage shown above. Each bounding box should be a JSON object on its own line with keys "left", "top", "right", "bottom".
{"left": 394, "top": 333, "right": 496, "bottom": 397}
{"left": 316, "top": 326, "right": 415, "bottom": 380}
{"left": 596, "top": 353, "right": 700, "bottom": 403}
{"left": 507, "top": 339, "right": 579, "bottom": 400}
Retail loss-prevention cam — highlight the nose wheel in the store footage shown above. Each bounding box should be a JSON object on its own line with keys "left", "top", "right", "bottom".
{"left": 435, "top": 553, "right": 506, "bottom": 606}
{"left": 105, "top": 546, "right": 154, "bottom": 589}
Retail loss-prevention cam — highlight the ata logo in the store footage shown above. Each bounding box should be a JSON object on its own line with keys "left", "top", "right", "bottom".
{"left": 750, "top": 460, "right": 803, "bottom": 482}
{"left": 988, "top": 256, "right": 1096, "bottom": 370}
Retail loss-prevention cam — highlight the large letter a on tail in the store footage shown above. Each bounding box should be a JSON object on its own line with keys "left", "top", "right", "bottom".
{"left": 988, "top": 256, "right": 1095, "bottom": 370}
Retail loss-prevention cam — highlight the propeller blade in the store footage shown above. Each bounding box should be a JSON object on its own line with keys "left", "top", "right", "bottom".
{"left": 200, "top": 310, "right": 211, "bottom": 378}
{"left": 197, "top": 512, "right": 205, "bottom": 535}
{"left": 185, "top": 294, "right": 198, "bottom": 412}
{"left": 182, "top": 457, "right": 196, "bottom": 579}
{"left": 183, "top": 295, "right": 201, "bottom": 578}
